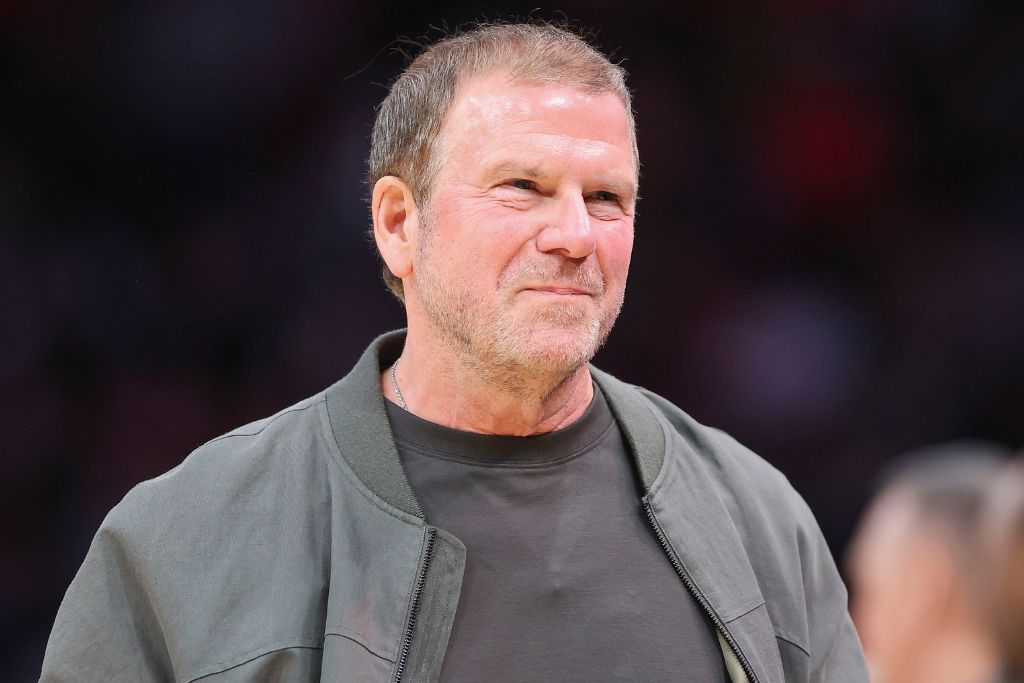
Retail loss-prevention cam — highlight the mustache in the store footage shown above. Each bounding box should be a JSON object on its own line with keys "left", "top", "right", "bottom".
{"left": 497, "top": 257, "right": 605, "bottom": 294}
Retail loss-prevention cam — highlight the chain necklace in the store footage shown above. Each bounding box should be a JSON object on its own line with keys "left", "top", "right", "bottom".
{"left": 389, "top": 358, "right": 408, "bottom": 410}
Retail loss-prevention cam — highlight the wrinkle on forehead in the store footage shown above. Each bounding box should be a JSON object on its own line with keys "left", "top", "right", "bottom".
{"left": 439, "top": 76, "right": 635, "bottom": 179}
{"left": 453, "top": 86, "right": 591, "bottom": 127}
{"left": 476, "top": 133, "right": 627, "bottom": 171}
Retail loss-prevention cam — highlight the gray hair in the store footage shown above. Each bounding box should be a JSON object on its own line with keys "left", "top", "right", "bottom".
{"left": 875, "top": 441, "right": 1009, "bottom": 574}
{"left": 980, "top": 457, "right": 1024, "bottom": 675}
{"left": 367, "top": 22, "right": 637, "bottom": 302}
{"left": 878, "top": 442, "right": 1008, "bottom": 530}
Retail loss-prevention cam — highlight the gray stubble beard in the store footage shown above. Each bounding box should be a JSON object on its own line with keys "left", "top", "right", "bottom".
{"left": 412, "top": 214, "right": 625, "bottom": 398}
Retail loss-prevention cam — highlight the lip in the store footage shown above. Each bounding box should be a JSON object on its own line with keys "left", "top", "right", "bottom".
{"left": 522, "top": 286, "right": 593, "bottom": 296}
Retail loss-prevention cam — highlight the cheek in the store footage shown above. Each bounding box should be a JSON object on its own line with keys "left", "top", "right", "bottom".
{"left": 849, "top": 554, "right": 906, "bottom": 649}
{"left": 859, "top": 563, "right": 930, "bottom": 666}
{"left": 428, "top": 201, "right": 507, "bottom": 266}
{"left": 598, "top": 225, "right": 634, "bottom": 281}
{"left": 854, "top": 585, "right": 890, "bottom": 651}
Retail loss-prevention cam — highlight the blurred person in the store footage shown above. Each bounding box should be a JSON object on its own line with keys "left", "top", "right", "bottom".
{"left": 979, "top": 457, "right": 1024, "bottom": 683}
{"left": 847, "top": 442, "right": 1009, "bottom": 683}
{"left": 41, "top": 22, "right": 865, "bottom": 682}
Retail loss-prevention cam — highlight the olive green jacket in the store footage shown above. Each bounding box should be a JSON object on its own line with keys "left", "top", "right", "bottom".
{"left": 41, "top": 331, "right": 867, "bottom": 682}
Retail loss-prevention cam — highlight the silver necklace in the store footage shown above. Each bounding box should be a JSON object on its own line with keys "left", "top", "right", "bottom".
{"left": 389, "top": 358, "right": 408, "bottom": 410}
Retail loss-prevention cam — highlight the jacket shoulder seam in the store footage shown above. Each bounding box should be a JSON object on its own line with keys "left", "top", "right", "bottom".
{"left": 202, "top": 399, "right": 323, "bottom": 447}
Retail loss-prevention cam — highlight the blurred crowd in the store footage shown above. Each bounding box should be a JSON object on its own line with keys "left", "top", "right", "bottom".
{"left": 2, "top": 0, "right": 1022, "bottom": 679}
{"left": 848, "top": 444, "right": 1024, "bottom": 683}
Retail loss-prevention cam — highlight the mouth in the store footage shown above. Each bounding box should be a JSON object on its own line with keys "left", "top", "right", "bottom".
{"left": 522, "top": 285, "right": 593, "bottom": 297}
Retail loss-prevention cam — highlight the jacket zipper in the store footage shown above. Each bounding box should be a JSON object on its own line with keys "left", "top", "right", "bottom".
{"left": 394, "top": 526, "right": 437, "bottom": 683}
{"left": 642, "top": 498, "right": 760, "bottom": 683}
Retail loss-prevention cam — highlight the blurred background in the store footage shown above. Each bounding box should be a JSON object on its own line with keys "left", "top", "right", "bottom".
{"left": 2, "top": 0, "right": 1022, "bottom": 678}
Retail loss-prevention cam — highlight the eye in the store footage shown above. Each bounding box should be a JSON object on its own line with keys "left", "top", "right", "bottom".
{"left": 590, "top": 191, "right": 619, "bottom": 203}
{"left": 508, "top": 179, "right": 537, "bottom": 191}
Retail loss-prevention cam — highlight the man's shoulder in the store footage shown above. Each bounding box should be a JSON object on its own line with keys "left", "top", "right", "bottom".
{"left": 104, "top": 390, "right": 336, "bottom": 542}
{"left": 50, "top": 391, "right": 341, "bottom": 682}
{"left": 630, "top": 384, "right": 816, "bottom": 529}
{"left": 626, "top": 383, "right": 865, "bottom": 678}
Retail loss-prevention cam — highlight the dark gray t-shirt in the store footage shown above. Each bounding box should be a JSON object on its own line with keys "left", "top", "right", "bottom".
{"left": 385, "top": 387, "right": 729, "bottom": 682}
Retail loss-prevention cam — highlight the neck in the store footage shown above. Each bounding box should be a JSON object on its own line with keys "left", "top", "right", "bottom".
{"left": 381, "top": 326, "right": 595, "bottom": 436}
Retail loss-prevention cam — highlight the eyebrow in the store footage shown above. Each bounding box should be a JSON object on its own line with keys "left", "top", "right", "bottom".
{"left": 598, "top": 178, "right": 639, "bottom": 201}
{"left": 487, "top": 162, "right": 549, "bottom": 180}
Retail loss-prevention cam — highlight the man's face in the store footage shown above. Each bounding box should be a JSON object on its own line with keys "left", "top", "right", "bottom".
{"left": 979, "top": 484, "right": 1024, "bottom": 670}
{"left": 847, "top": 491, "right": 953, "bottom": 682}
{"left": 407, "top": 73, "right": 637, "bottom": 377}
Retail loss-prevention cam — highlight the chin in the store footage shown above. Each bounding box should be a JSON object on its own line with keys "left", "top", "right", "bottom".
{"left": 499, "top": 320, "right": 605, "bottom": 375}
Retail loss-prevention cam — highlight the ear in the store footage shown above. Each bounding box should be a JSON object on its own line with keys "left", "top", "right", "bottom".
{"left": 372, "top": 176, "right": 420, "bottom": 283}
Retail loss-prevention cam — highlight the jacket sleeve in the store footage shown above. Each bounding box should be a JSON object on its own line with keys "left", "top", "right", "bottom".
{"left": 791, "top": 494, "right": 868, "bottom": 683}
{"left": 40, "top": 503, "right": 175, "bottom": 682}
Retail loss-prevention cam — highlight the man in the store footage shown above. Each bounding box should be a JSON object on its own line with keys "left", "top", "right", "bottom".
{"left": 978, "top": 456, "right": 1024, "bottom": 683}
{"left": 42, "top": 23, "right": 866, "bottom": 682}
{"left": 846, "top": 443, "right": 1008, "bottom": 683}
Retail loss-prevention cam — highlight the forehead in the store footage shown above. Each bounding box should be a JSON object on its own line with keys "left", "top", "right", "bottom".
{"left": 851, "top": 491, "right": 921, "bottom": 575}
{"left": 437, "top": 73, "right": 636, "bottom": 177}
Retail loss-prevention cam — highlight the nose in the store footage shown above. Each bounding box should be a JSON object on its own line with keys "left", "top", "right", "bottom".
{"left": 535, "top": 193, "right": 597, "bottom": 259}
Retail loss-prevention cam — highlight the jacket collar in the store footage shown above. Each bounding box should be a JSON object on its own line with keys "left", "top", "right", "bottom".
{"left": 325, "top": 330, "right": 424, "bottom": 519}
{"left": 590, "top": 366, "right": 666, "bottom": 491}
{"left": 324, "top": 330, "right": 669, "bottom": 517}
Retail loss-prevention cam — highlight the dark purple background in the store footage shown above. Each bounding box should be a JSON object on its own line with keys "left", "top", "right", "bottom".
{"left": 3, "top": 1, "right": 1023, "bottom": 678}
